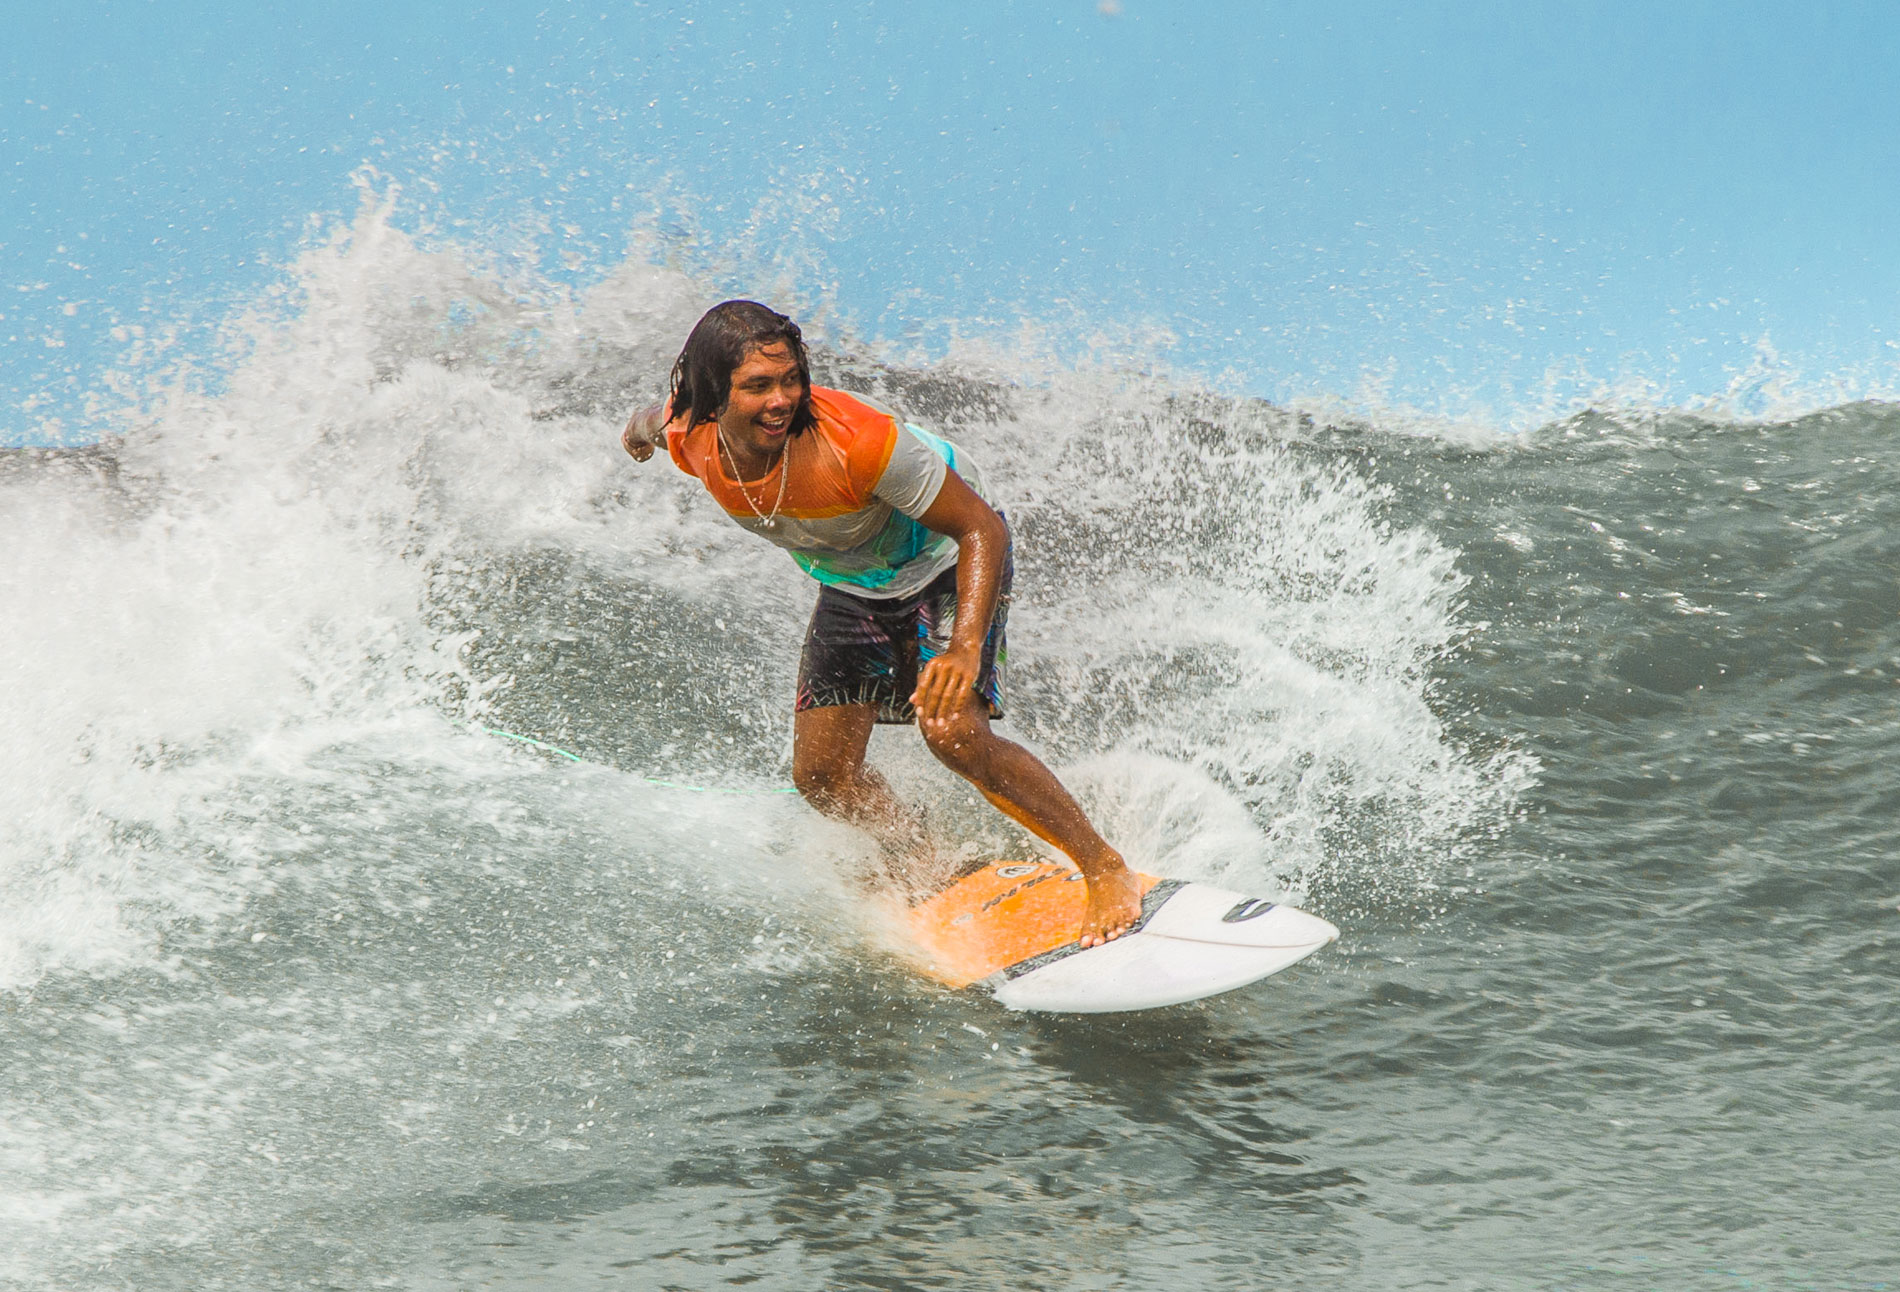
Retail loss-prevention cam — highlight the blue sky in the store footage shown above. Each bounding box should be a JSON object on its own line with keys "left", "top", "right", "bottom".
{"left": 6, "top": 1, "right": 1898, "bottom": 443}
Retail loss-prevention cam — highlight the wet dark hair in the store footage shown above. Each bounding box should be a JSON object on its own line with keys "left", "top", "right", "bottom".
{"left": 667, "top": 300, "right": 816, "bottom": 434}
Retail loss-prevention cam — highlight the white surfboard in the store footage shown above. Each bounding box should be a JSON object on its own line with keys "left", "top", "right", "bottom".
{"left": 903, "top": 859, "right": 1338, "bottom": 1014}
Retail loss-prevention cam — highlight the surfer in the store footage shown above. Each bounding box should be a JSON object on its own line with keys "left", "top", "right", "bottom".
{"left": 620, "top": 300, "right": 1142, "bottom": 946}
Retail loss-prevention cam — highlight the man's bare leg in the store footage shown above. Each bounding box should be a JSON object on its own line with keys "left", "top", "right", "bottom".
{"left": 791, "top": 703, "right": 938, "bottom": 890}
{"left": 916, "top": 693, "right": 1142, "bottom": 947}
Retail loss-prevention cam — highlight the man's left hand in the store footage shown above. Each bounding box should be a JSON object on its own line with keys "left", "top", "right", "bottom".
{"left": 911, "top": 645, "right": 982, "bottom": 724}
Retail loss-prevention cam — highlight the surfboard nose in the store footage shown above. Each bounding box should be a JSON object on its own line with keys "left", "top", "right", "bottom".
{"left": 1140, "top": 884, "right": 1340, "bottom": 950}
{"left": 988, "top": 884, "right": 1339, "bottom": 1014}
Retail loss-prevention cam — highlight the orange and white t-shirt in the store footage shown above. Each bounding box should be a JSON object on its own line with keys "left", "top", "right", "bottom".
{"left": 667, "top": 387, "right": 989, "bottom": 599}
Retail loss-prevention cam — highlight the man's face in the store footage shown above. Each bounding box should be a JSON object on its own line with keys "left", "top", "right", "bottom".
{"left": 718, "top": 342, "right": 805, "bottom": 455}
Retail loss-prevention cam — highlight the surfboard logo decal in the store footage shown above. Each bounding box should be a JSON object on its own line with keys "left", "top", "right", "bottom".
{"left": 980, "top": 869, "right": 1059, "bottom": 912}
{"left": 993, "top": 863, "right": 1039, "bottom": 879}
{"left": 1220, "top": 898, "right": 1277, "bottom": 923}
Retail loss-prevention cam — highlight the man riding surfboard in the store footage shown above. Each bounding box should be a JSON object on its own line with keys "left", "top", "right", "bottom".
{"left": 621, "top": 300, "right": 1141, "bottom": 946}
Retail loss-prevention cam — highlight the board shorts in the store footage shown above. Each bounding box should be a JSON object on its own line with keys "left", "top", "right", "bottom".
{"left": 795, "top": 546, "right": 1011, "bottom": 725}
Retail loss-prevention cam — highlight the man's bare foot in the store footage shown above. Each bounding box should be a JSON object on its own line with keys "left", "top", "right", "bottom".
{"left": 1077, "top": 862, "right": 1144, "bottom": 948}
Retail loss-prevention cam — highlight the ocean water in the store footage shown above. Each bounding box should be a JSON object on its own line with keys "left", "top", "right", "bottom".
{"left": 7, "top": 7, "right": 1900, "bottom": 1289}
{"left": 3, "top": 206, "right": 1896, "bottom": 1290}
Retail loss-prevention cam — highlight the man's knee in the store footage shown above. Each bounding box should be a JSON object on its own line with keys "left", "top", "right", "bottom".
{"left": 919, "top": 708, "right": 993, "bottom": 775}
{"left": 792, "top": 703, "right": 876, "bottom": 808}
{"left": 792, "top": 755, "right": 850, "bottom": 804}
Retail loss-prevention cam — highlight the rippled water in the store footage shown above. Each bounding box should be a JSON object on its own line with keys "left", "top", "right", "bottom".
{"left": 3, "top": 219, "right": 1896, "bottom": 1289}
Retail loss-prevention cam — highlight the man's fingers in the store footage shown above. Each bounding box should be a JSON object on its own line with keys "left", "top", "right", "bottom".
{"left": 933, "top": 667, "right": 960, "bottom": 708}
{"left": 912, "top": 660, "right": 969, "bottom": 723}
{"left": 913, "top": 670, "right": 946, "bottom": 720}
{"left": 621, "top": 424, "right": 656, "bottom": 460}
{"left": 622, "top": 403, "right": 667, "bottom": 461}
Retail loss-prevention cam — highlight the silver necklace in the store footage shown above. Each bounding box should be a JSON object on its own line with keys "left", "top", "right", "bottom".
{"left": 716, "top": 427, "right": 789, "bottom": 528}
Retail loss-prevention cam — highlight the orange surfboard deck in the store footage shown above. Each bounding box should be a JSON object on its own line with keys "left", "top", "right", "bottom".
{"left": 905, "top": 860, "right": 1161, "bottom": 989}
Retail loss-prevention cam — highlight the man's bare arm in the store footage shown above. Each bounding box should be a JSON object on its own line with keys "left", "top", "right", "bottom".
{"left": 621, "top": 401, "right": 671, "bottom": 462}
{"left": 910, "top": 470, "right": 1009, "bottom": 721}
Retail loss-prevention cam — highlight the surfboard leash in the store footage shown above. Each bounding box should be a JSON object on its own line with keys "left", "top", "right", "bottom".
{"left": 472, "top": 724, "right": 799, "bottom": 795}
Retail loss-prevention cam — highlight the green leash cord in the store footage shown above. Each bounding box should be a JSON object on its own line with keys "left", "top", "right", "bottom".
{"left": 473, "top": 725, "right": 798, "bottom": 795}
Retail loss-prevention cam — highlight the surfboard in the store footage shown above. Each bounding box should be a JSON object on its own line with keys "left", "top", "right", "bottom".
{"left": 903, "top": 858, "right": 1338, "bottom": 1013}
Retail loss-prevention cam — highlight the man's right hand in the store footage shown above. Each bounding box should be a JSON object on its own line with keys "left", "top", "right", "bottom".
{"left": 621, "top": 402, "right": 669, "bottom": 462}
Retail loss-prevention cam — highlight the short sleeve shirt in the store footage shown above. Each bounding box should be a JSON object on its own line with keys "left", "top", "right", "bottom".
{"left": 666, "top": 386, "right": 989, "bottom": 599}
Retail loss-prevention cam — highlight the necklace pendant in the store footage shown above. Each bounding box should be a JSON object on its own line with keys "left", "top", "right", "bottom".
{"left": 717, "top": 425, "right": 789, "bottom": 529}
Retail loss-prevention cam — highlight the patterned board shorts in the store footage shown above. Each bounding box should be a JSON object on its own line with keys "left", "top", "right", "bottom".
{"left": 794, "top": 549, "right": 1011, "bottom": 725}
